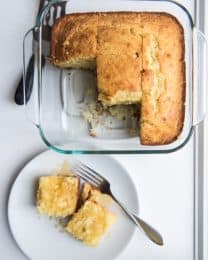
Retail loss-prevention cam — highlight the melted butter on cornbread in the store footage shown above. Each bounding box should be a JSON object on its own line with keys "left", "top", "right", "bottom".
{"left": 66, "top": 200, "right": 116, "bottom": 246}
{"left": 37, "top": 176, "right": 80, "bottom": 217}
{"left": 65, "top": 182, "right": 115, "bottom": 246}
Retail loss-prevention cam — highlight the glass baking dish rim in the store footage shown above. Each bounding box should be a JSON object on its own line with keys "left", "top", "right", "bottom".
{"left": 37, "top": 125, "right": 194, "bottom": 155}
{"left": 36, "top": 0, "right": 194, "bottom": 27}
{"left": 34, "top": 0, "right": 196, "bottom": 154}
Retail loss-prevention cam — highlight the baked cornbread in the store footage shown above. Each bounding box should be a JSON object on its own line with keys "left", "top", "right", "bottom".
{"left": 37, "top": 176, "right": 80, "bottom": 217}
{"left": 97, "top": 25, "right": 142, "bottom": 55}
{"left": 67, "top": 182, "right": 115, "bottom": 246}
{"left": 97, "top": 54, "right": 142, "bottom": 105}
{"left": 81, "top": 182, "right": 112, "bottom": 207}
{"left": 96, "top": 25, "right": 142, "bottom": 105}
{"left": 51, "top": 12, "right": 185, "bottom": 145}
{"left": 140, "top": 14, "right": 185, "bottom": 144}
{"left": 51, "top": 13, "right": 98, "bottom": 69}
{"left": 81, "top": 182, "right": 95, "bottom": 203}
{"left": 66, "top": 200, "right": 116, "bottom": 246}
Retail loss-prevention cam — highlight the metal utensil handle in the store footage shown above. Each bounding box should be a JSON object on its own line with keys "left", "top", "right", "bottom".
{"left": 14, "top": 0, "right": 48, "bottom": 105}
{"left": 15, "top": 55, "right": 35, "bottom": 105}
{"left": 15, "top": 54, "right": 45, "bottom": 106}
{"left": 193, "top": 28, "right": 208, "bottom": 125}
{"left": 23, "top": 28, "right": 40, "bottom": 125}
{"left": 111, "top": 195, "right": 164, "bottom": 246}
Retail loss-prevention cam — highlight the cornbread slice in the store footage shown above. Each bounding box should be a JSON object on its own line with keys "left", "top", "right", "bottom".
{"left": 97, "top": 26, "right": 142, "bottom": 55}
{"left": 81, "top": 183, "right": 112, "bottom": 207}
{"left": 37, "top": 176, "right": 80, "bottom": 217}
{"left": 97, "top": 54, "right": 142, "bottom": 106}
{"left": 81, "top": 182, "right": 95, "bottom": 203}
{"left": 66, "top": 200, "right": 116, "bottom": 246}
{"left": 140, "top": 16, "right": 185, "bottom": 145}
{"left": 51, "top": 13, "right": 98, "bottom": 69}
{"left": 55, "top": 28, "right": 97, "bottom": 69}
{"left": 96, "top": 26, "right": 142, "bottom": 105}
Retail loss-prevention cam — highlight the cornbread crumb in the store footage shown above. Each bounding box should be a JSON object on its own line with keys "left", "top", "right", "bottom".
{"left": 89, "top": 129, "right": 97, "bottom": 137}
{"left": 81, "top": 101, "right": 138, "bottom": 137}
{"left": 37, "top": 176, "right": 80, "bottom": 217}
{"left": 66, "top": 200, "right": 116, "bottom": 246}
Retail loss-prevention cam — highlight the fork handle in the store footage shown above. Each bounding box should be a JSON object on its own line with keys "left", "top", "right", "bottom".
{"left": 112, "top": 196, "right": 163, "bottom": 246}
{"left": 132, "top": 214, "right": 164, "bottom": 246}
{"left": 15, "top": 55, "right": 46, "bottom": 105}
{"left": 15, "top": 55, "right": 35, "bottom": 105}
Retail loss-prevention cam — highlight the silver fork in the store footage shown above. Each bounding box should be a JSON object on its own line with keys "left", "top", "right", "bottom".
{"left": 72, "top": 160, "right": 164, "bottom": 246}
{"left": 41, "top": 1, "right": 66, "bottom": 42}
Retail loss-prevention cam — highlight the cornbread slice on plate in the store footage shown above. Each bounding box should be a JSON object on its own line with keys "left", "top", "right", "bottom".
{"left": 37, "top": 176, "right": 80, "bottom": 217}
{"left": 81, "top": 182, "right": 95, "bottom": 203}
{"left": 81, "top": 182, "right": 112, "bottom": 207}
{"left": 66, "top": 200, "right": 116, "bottom": 246}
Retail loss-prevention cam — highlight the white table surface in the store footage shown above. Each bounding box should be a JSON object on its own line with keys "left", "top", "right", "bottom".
{"left": 0, "top": 0, "right": 207, "bottom": 260}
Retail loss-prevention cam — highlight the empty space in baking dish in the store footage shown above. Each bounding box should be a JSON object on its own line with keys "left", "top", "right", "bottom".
{"left": 61, "top": 69, "right": 139, "bottom": 140}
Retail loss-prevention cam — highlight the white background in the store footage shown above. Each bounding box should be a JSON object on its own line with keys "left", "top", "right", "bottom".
{"left": 0, "top": 0, "right": 207, "bottom": 259}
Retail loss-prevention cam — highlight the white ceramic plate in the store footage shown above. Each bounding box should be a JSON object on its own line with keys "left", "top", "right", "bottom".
{"left": 8, "top": 150, "right": 139, "bottom": 260}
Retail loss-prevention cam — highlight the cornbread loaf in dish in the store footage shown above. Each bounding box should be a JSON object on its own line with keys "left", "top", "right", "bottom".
{"left": 37, "top": 176, "right": 80, "bottom": 217}
{"left": 51, "top": 12, "right": 185, "bottom": 145}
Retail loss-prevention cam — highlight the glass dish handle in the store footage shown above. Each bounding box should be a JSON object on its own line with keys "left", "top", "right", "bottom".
{"left": 193, "top": 28, "right": 208, "bottom": 126}
{"left": 23, "top": 27, "right": 40, "bottom": 126}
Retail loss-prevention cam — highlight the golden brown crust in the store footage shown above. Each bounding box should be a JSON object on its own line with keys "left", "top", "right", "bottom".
{"left": 97, "top": 54, "right": 142, "bottom": 105}
{"left": 98, "top": 12, "right": 141, "bottom": 26}
{"left": 140, "top": 13, "right": 185, "bottom": 145}
{"left": 50, "top": 12, "right": 185, "bottom": 145}
{"left": 96, "top": 24, "right": 142, "bottom": 105}
{"left": 97, "top": 25, "right": 142, "bottom": 55}
{"left": 51, "top": 13, "right": 98, "bottom": 67}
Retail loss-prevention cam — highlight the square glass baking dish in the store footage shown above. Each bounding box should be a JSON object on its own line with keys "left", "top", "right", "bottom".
{"left": 23, "top": 0, "right": 207, "bottom": 154}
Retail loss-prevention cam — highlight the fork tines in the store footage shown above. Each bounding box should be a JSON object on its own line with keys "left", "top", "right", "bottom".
{"left": 72, "top": 160, "right": 104, "bottom": 187}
